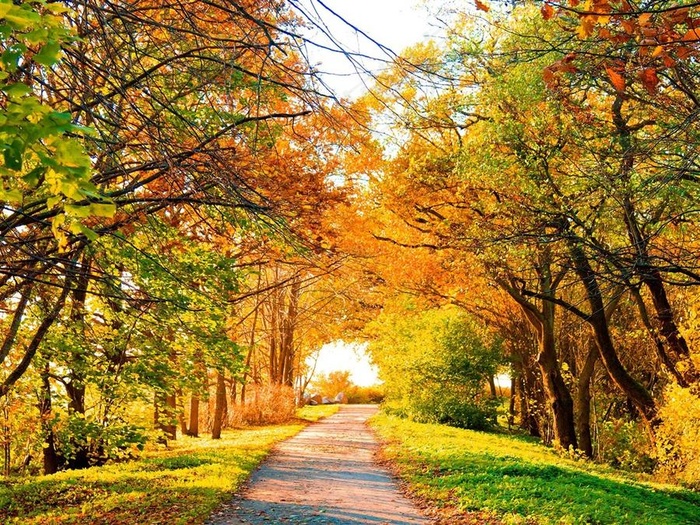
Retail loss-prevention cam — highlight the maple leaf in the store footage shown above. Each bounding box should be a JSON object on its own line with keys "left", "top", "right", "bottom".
{"left": 605, "top": 67, "right": 626, "bottom": 92}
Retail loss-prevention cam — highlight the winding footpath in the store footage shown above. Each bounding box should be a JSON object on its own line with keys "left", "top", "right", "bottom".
{"left": 206, "top": 405, "right": 429, "bottom": 524}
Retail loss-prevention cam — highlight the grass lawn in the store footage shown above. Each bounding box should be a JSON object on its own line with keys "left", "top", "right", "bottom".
{"left": 370, "top": 413, "right": 700, "bottom": 525}
{"left": 0, "top": 405, "right": 338, "bottom": 525}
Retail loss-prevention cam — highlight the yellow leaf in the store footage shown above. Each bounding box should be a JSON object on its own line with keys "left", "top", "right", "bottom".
{"left": 652, "top": 45, "right": 664, "bottom": 57}
{"left": 90, "top": 202, "right": 116, "bottom": 217}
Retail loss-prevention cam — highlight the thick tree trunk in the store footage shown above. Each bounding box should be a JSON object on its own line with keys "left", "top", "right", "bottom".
{"left": 568, "top": 241, "right": 659, "bottom": 438}
{"left": 518, "top": 373, "right": 540, "bottom": 437}
{"left": 279, "top": 278, "right": 300, "bottom": 388}
{"left": 537, "top": 307, "right": 578, "bottom": 451}
{"left": 211, "top": 371, "right": 227, "bottom": 439}
{"left": 500, "top": 263, "right": 577, "bottom": 451}
{"left": 488, "top": 376, "right": 497, "bottom": 398}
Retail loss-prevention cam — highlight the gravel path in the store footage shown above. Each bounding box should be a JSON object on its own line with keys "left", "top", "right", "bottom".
{"left": 206, "top": 405, "right": 429, "bottom": 524}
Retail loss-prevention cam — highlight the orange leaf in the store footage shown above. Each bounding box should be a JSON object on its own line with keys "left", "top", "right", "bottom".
{"left": 541, "top": 3, "right": 555, "bottom": 20}
{"left": 651, "top": 45, "right": 664, "bottom": 57}
{"left": 621, "top": 19, "right": 635, "bottom": 34}
{"left": 638, "top": 12, "right": 653, "bottom": 26}
{"left": 639, "top": 68, "right": 660, "bottom": 93}
{"left": 676, "top": 46, "right": 693, "bottom": 59}
{"left": 577, "top": 16, "right": 596, "bottom": 38}
{"left": 605, "top": 67, "right": 626, "bottom": 92}
{"left": 682, "top": 28, "right": 700, "bottom": 41}
{"left": 475, "top": 0, "right": 490, "bottom": 12}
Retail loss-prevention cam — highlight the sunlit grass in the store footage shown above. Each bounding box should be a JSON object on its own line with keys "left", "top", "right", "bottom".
{"left": 0, "top": 405, "right": 338, "bottom": 525}
{"left": 371, "top": 413, "right": 700, "bottom": 525}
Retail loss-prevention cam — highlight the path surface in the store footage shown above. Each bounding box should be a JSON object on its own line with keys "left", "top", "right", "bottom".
{"left": 207, "top": 405, "right": 429, "bottom": 524}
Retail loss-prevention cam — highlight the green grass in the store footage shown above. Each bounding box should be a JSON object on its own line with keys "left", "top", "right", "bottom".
{"left": 370, "top": 413, "right": 700, "bottom": 525}
{"left": 0, "top": 405, "right": 338, "bottom": 525}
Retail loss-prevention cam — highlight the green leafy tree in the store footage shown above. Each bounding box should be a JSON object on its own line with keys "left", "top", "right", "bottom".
{"left": 368, "top": 299, "right": 503, "bottom": 430}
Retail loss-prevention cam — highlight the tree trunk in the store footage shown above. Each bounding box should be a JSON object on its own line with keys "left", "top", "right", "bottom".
{"left": 154, "top": 392, "right": 177, "bottom": 442}
{"left": 488, "top": 376, "right": 497, "bottom": 398}
{"left": 508, "top": 375, "right": 517, "bottom": 428}
{"left": 575, "top": 345, "right": 597, "bottom": 458}
{"left": 500, "top": 263, "right": 577, "bottom": 451}
{"left": 568, "top": 240, "right": 659, "bottom": 438}
{"left": 212, "top": 371, "right": 227, "bottom": 439}
{"left": 537, "top": 307, "right": 578, "bottom": 451}
{"left": 518, "top": 373, "right": 540, "bottom": 437}
{"left": 39, "top": 368, "right": 60, "bottom": 475}
{"left": 188, "top": 395, "right": 199, "bottom": 437}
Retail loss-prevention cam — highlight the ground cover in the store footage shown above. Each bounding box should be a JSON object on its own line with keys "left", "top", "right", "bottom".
{"left": 0, "top": 405, "right": 338, "bottom": 525}
{"left": 370, "top": 413, "right": 700, "bottom": 525}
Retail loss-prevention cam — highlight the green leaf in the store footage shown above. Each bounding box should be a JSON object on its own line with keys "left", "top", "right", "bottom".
{"left": 65, "top": 203, "right": 92, "bottom": 218}
{"left": 2, "top": 43, "right": 26, "bottom": 72}
{"left": 5, "top": 6, "right": 41, "bottom": 29}
{"left": 46, "top": 195, "right": 62, "bottom": 209}
{"left": 3, "top": 139, "right": 23, "bottom": 170}
{"left": 69, "top": 221, "right": 98, "bottom": 241}
{"left": 34, "top": 41, "right": 61, "bottom": 66}
{"left": 0, "top": 2, "right": 12, "bottom": 19}
{"left": 22, "top": 166, "right": 45, "bottom": 186}
{"left": 0, "top": 188, "right": 22, "bottom": 202}
{"left": 24, "top": 27, "right": 48, "bottom": 45}
{"left": 2, "top": 82, "right": 31, "bottom": 98}
{"left": 60, "top": 180, "right": 82, "bottom": 200}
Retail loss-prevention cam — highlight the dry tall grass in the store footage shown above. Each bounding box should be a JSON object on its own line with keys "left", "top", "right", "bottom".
{"left": 228, "top": 384, "right": 297, "bottom": 427}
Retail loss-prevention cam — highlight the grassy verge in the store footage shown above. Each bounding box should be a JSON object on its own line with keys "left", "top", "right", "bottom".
{"left": 371, "top": 413, "right": 700, "bottom": 525}
{"left": 0, "top": 405, "right": 338, "bottom": 525}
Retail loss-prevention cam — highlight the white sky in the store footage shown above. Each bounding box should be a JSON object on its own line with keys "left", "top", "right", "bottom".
{"left": 293, "top": 0, "right": 439, "bottom": 97}
{"left": 308, "top": 341, "right": 380, "bottom": 386}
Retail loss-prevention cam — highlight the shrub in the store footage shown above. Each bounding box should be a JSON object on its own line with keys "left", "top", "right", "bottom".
{"left": 228, "top": 384, "right": 296, "bottom": 426}
{"left": 655, "top": 383, "right": 700, "bottom": 488}
{"left": 347, "top": 385, "right": 385, "bottom": 404}
{"left": 54, "top": 414, "right": 146, "bottom": 467}
{"left": 368, "top": 303, "right": 504, "bottom": 431}
{"left": 597, "top": 419, "right": 655, "bottom": 473}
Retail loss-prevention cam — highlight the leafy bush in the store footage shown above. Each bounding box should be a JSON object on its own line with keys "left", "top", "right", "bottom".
{"left": 655, "top": 384, "right": 700, "bottom": 488}
{"left": 368, "top": 302, "right": 503, "bottom": 430}
{"left": 53, "top": 414, "right": 146, "bottom": 467}
{"left": 348, "top": 385, "right": 385, "bottom": 404}
{"left": 596, "top": 419, "right": 655, "bottom": 473}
